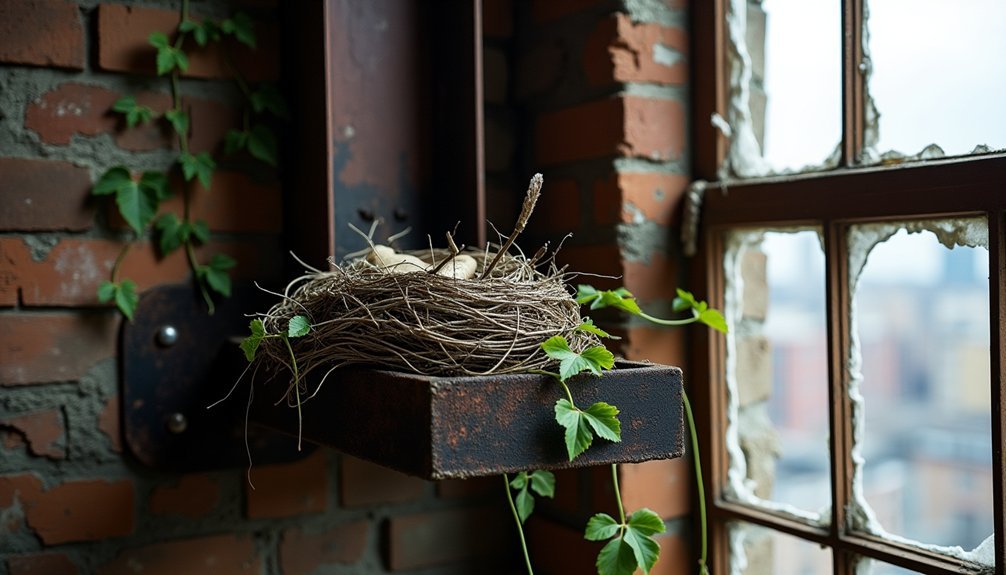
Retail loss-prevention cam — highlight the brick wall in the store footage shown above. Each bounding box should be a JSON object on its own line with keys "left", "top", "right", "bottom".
{"left": 1, "top": 0, "right": 697, "bottom": 573}
{"left": 513, "top": 0, "right": 696, "bottom": 573}
{"left": 1, "top": 1, "right": 515, "bottom": 574}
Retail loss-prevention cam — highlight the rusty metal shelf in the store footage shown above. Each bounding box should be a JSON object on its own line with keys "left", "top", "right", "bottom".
{"left": 250, "top": 361, "right": 683, "bottom": 480}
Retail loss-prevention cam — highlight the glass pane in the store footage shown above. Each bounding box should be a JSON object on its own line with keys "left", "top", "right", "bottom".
{"left": 856, "top": 558, "right": 922, "bottom": 575}
{"left": 730, "top": 521, "right": 832, "bottom": 575}
{"left": 723, "top": 230, "right": 830, "bottom": 521}
{"left": 866, "top": 0, "right": 1006, "bottom": 158}
{"left": 727, "top": 0, "right": 841, "bottom": 175}
{"left": 847, "top": 218, "right": 994, "bottom": 567}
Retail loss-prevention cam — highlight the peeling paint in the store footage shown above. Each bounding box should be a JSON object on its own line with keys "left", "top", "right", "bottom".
{"left": 652, "top": 43, "right": 682, "bottom": 67}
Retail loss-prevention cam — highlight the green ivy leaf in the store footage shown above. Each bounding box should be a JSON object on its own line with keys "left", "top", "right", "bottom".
{"left": 139, "top": 170, "right": 170, "bottom": 200}
{"left": 97, "top": 280, "right": 117, "bottom": 303}
{"left": 514, "top": 484, "right": 534, "bottom": 524}
{"left": 240, "top": 318, "right": 266, "bottom": 361}
{"left": 92, "top": 166, "right": 131, "bottom": 196}
{"left": 116, "top": 177, "right": 159, "bottom": 235}
{"left": 287, "top": 315, "right": 310, "bottom": 338}
{"left": 221, "top": 12, "right": 256, "bottom": 48}
{"left": 699, "top": 308, "right": 728, "bottom": 334}
{"left": 179, "top": 152, "right": 216, "bottom": 189}
{"left": 115, "top": 279, "right": 139, "bottom": 321}
{"left": 200, "top": 253, "right": 235, "bottom": 297}
{"left": 111, "top": 96, "right": 154, "bottom": 129}
{"left": 596, "top": 538, "right": 637, "bottom": 575}
{"left": 623, "top": 511, "right": 664, "bottom": 574}
{"left": 576, "top": 285, "right": 642, "bottom": 315}
{"left": 528, "top": 470, "right": 555, "bottom": 499}
{"left": 627, "top": 509, "right": 665, "bottom": 536}
{"left": 148, "top": 31, "right": 170, "bottom": 49}
{"left": 554, "top": 398, "right": 594, "bottom": 461}
{"left": 250, "top": 84, "right": 288, "bottom": 117}
{"left": 191, "top": 220, "right": 210, "bottom": 244}
{"left": 541, "top": 336, "right": 614, "bottom": 382}
{"left": 672, "top": 288, "right": 696, "bottom": 312}
{"left": 247, "top": 124, "right": 277, "bottom": 166}
{"left": 582, "top": 401, "right": 621, "bottom": 442}
{"left": 164, "top": 109, "right": 189, "bottom": 137}
{"left": 508, "top": 472, "right": 527, "bottom": 490}
{"left": 585, "top": 513, "right": 621, "bottom": 541}
{"left": 576, "top": 317, "right": 619, "bottom": 339}
{"left": 224, "top": 129, "right": 248, "bottom": 155}
{"left": 154, "top": 213, "right": 184, "bottom": 255}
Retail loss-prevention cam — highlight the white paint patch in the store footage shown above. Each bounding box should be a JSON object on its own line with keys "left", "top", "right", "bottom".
{"left": 652, "top": 43, "right": 682, "bottom": 67}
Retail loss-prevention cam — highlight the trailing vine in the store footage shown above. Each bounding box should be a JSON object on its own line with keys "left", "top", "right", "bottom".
{"left": 93, "top": 0, "right": 282, "bottom": 319}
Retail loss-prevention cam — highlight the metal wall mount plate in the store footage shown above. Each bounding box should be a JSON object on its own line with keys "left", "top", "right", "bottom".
{"left": 122, "top": 284, "right": 312, "bottom": 471}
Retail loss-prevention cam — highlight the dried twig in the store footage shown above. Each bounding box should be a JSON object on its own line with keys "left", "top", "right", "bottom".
{"left": 481, "top": 173, "right": 543, "bottom": 279}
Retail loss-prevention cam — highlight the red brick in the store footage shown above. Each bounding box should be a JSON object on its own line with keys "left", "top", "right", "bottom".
{"left": 151, "top": 171, "right": 282, "bottom": 233}
{"left": 97, "top": 4, "right": 280, "bottom": 82}
{"left": 24, "top": 83, "right": 119, "bottom": 145}
{"left": 584, "top": 14, "right": 688, "bottom": 86}
{"left": 97, "top": 534, "right": 260, "bottom": 575}
{"left": 527, "top": 178, "right": 581, "bottom": 236}
{"left": 536, "top": 98, "right": 623, "bottom": 165}
{"left": 149, "top": 474, "right": 220, "bottom": 518}
{"left": 0, "top": 158, "right": 94, "bottom": 231}
{"left": 647, "top": 531, "right": 690, "bottom": 575}
{"left": 0, "top": 474, "right": 134, "bottom": 544}
{"left": 113, "top": 95, "right": 240, "bottom": 154}
{"left": 246, "top": 450, "right": 327, "bottom": 519}
{"left": 622, "top": 250, "right": 680, "bottom": 303}
{"left": 621, "top": 172, "right": 689, "bottom": 225}
{"left": 623, "top": 96, "right": 686, "bottom": 161}
{"left": 280, "top": 521, "right": 368, "bottom": 574}
{"left": 618, "top": 459, "right": 690, "bottom": 519}
{"left": 483, "top": 0, "right": 513, "bottom": 38}
{"left": 531, "top": 0, "right": 607, "bottom": 24}
{"left": 0, "top": 409, "right": 66, "bottom": 459}
{"left": 526, "top": 516, "right": 601, "bottom": 574}
{"left": 0, "top": 313, "right": 118, "bottom": 386}
{"left": 110, "top": 91, "right": 172, "bottom": 151}
{"left": 0, "top": 0, "right": 84, "bottom": 69}
{"left": 340, "top": 455, "right": 425, "bottom": 508}
{"left": 0, "top": 238, "right": 30, "bottom": 306}
{"left": 624, "top": 325, "right": 685, "bottom": 366}
{"left": 98, "top": 394, "right": 122, "bottom": 453}
{"left": 386, "top": 506, "right": 510, "bottom": 570}
{"left": 7, "top": 552, "right": 79, "bottom": 575}
{"left": 555, "top": 244, "right": 622, "bottom": 278}
{"left": 436, "top": 476, "right": 497, "bottom": 499}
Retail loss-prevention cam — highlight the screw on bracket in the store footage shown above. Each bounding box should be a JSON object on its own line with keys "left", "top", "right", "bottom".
{"left": 156, "top": 325, "right": 178, "bottom": 347}
{"left": 167, "top": 413, "right": 188, "bottom": 434}
{"left": 358, "top": 208, "right": 375, "bottom": 221}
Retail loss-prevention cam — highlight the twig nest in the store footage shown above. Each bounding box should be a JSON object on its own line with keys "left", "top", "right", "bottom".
{"left": 255, "top": 246, "right": 598, "bottom": 380}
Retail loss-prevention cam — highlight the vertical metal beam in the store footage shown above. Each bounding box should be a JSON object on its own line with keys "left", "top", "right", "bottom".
{"left": 842, "top": 0, "right": 865, "bottom": 167}
{"left": 691, "top": 0, "right": 726, "bottom": 181}
{"left": 990, "top": 211, "right": 1005, "bottom": 573}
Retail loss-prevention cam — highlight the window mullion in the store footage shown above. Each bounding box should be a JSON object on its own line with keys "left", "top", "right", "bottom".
{"left": 991, "top": 211, "right": 1005, "bottom": 574}
{"left": 841, "top": 0, "right": 864, "bottom": 167}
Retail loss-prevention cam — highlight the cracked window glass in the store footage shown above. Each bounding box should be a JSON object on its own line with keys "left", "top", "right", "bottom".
{"left": 730, "top": 521, "right": 832, "bottom": 575}
{"left": 726, "top": 0, "right": 841, "bottom": 176}
{"left": 723, "top": 230, "right": 830, "bottom": 521}
{"left": 847, "top": 218, "right": 994, "bottom": 566}
{"left": 864, "top": 0, "right": 1006, "bottom": 160}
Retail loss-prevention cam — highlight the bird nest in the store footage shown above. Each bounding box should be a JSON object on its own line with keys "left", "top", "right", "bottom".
{"left": 248, "top": 174, "right": 599, "bottom": 400}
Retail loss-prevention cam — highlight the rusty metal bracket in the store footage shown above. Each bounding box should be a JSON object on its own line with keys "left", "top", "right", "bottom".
{"left": 121, "top": 284, "right": 310, "bottom": 471}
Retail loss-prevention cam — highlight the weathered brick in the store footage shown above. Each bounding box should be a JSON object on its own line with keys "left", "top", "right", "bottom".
{"left": 24, "top": 83, "right": 118, "bottom": 145}
{"left": 280, "top": 521, "right": 368, "bottom": 574}
{"left": 624, "top": 325, "right": 685, "bottom": 366}
{"left": 0, "top": 0, "right": 84, "bottom": 69}
{"left": 0, "top": 313, "right": 118, "bottom": 386}
{"left": 436, "top": 476, "right": 497, "bottom": 499}
{"left": 526, "top": 178, "right": 581, "bottom": 236}
{"left": 98, "top": 394, "right": 122, "bottom": 452}
{"left": 584, "top": 14, "right": 688, "bottom": 86}
{"left": 0, "top": 238, "right": 30, "bottom": 306}
{"left": 741, "top": 249, "right": 768, "bottom": 320}
{"left": 97, "top": 4, "right": 280, "bottom": 82}
{"left": 623, "top": 250, "right": 680, "bottom": 303}
{"left": 0, "top": 158, "right": 94, "bottom": 231}
{"left": 623, "top": 96, "right": 686, "bottom": 161}
{"left": 593, "top": 172, "right": 689, "bottom": 227}
{"left": 246, "top": 450, "right": 327, "bottom": 519}
{"left": 0, "top": 409, "right": 66, "bottom": 459}
{"left": 340, "top": 455, "right": 425, "bottom": 508}
{"left": 386, "top": 506, "right": 510, "bottom": 571}
{"left": 149, "top": 474, "right": 220, "bottom": 518}
{"left": 6, "top": 552, "right": 79, "bottom": 575}
{"left": 618, "top": 459, "right": 690, "bottom": 519}
{"left": 737, "top": 335, "right": 772, "bottom": 406}
{"left": 526, "top": 516, "right": 601, "bottom": 574}
{"left": 532, "top": 0, "right": 608, "bottom": 24}
{"left": 483, "top": 0, "right": 513, "bottom": 38}
{"left": 97, "top": 534, "right": 260, "bottom": 575}
{"left": 535, "top": 98, "right": 623, "bottom": 165}
{"left": 0, "top": 474, "right": 134, "bottom": 544}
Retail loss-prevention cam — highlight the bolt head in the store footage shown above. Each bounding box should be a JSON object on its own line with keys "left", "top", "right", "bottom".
{"left": 167, "top": 413, "right": 188, "bottom": 434}
{"left": 156, "top": 325, "right": 178, "bottom": 347}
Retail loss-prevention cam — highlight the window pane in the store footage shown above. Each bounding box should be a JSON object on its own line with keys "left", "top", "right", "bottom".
{"left": 865, "top": 0, "right": 1006, "bottom": 159}
{"left": 855, "top": 558, "right": 923, "bottom": 575}
{"left": 726, "top": 0, "right": 841, "bottom": 176}
{"left": 723, "top": 230, "right": 830, "bottom": 521}
{"left": 730, "top": 521, "right": 832, "bottom": 574}
{"left": 847, "top": 218, "right": 994, "bottom": 567}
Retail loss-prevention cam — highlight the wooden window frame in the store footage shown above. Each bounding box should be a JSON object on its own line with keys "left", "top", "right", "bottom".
{"left": 689, "top": 1, "right": 1006, "bottom": 573}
